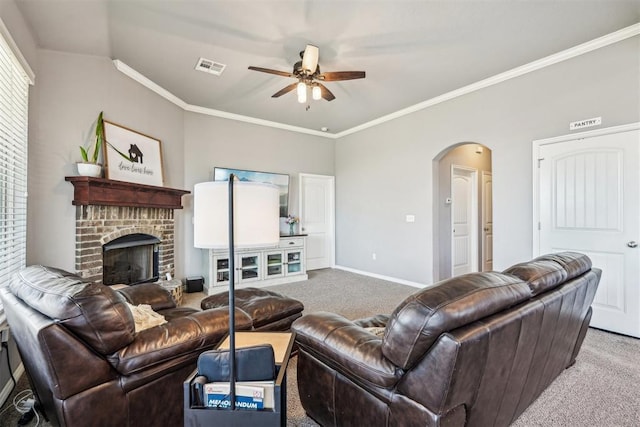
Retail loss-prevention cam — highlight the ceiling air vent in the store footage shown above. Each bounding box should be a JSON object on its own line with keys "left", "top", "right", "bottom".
{"left": 195, "top": 57, "right": 226, "bottom": 76}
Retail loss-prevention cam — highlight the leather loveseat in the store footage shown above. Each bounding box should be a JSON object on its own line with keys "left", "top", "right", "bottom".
{"left": 292, "top": 252, "right": 600, "bottom": 426}
{"left": 0, "top": 265, "right": 254, "bottom": 427}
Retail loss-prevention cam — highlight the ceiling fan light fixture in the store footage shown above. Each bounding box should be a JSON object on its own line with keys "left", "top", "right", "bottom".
{"left": 301, "top": 44, "right": 319, "bottom": 74}
{"left": 297, "top": 81, "right": 307, "bottom": 103}
{"left": 312, "top": 85, "right": 322, "bottom": 101}
{"left": 248, "top": 44, "right": 365, "bottom": 103}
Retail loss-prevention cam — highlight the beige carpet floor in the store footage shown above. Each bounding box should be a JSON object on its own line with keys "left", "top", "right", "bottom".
{"left": 2, "top": 268, "right": 639, "bottom": 426}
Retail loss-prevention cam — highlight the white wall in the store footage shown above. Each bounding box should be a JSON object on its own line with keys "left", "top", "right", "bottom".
{"left": 335, "top": 36, "right": 640, "bottom": 285}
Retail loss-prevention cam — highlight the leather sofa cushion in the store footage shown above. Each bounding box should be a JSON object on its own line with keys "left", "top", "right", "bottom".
{"left": 10, "top": 265, "right": 135, "bottom": 354}
{"left": 534, "top": 252, "right": 592, "bottom": 280}
{"left": 201, "top": 287, "right": 304, "bottom": 328}
{"left": 382, "top": 272, "right": 531, "bottom": 370}
{"left": 504, "top": 252, "right": 592, "bottom": 296}
{"left": 118, "top": 283, "right": 176, "bottom": 311}
{"left": 503, "top": 260, "right": 567, "bottom": 295}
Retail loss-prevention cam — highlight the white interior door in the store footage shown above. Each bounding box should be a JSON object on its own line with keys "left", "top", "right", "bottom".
{"left": 299, "top": 173, "right": 335, "bottom": 270}
{"left": 481, "top": 171, "right": 493, "bottom": 271}
{"left": 452, "top": 166, "right": 478, "bottom": 276}
{"left": 537, "top": 126, "right": 640, "bottom": 337}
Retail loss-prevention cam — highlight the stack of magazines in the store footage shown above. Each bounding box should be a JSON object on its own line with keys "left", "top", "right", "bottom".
{"left": 204, "top": 381, "right": 275, "bottom": 410}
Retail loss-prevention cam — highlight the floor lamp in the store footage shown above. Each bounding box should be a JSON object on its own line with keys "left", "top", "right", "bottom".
{"left": 193, "top": 174, "right": 280, "bottom": 410}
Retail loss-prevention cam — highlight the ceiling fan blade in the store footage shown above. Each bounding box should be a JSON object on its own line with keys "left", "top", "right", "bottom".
{"left": 248, "top": 66, "right": 294, "bottom": 78}
{"left": 301, "top": 44, "right": 319, "bottom": 74}
{"left": 318, "top": 83, "right": 335, "bottom": 101}
{"left": 318, "top": 71, "right": 366, "bottom": 81}
{"left": 271, "top": 82, "right": 298, "bottom": 98}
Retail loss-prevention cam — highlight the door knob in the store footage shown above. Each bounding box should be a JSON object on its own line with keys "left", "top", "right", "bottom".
{"left": 628, "top": 241, "right": 638, "bottom": 248}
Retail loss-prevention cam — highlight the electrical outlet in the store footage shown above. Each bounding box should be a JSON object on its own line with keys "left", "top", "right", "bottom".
{"left": 372, "top": 253, "right": 377, "bottom": 261}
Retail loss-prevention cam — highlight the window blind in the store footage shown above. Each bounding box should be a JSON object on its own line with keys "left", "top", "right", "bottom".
{"left": 0, "top": 27, "right": 29, "bottom": 323}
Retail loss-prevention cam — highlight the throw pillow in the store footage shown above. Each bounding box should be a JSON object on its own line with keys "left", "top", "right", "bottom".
{"left": 126, "top": 303, "right": 167, "bottom": 332}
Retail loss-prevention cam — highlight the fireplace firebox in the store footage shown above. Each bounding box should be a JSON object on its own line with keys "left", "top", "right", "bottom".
{"left": 103, "top": 233, "right": 160, "bottom": 285}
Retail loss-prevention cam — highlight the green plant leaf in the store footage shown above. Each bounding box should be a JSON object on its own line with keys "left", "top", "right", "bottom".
{"left": 79, "top": 111, "right": 105, "bottom": 164}
{"left": 92, "top": 111, "right": 104, "bottom": 163}
{"left": 79, "top": 146, "right": 89, "bottom": 162}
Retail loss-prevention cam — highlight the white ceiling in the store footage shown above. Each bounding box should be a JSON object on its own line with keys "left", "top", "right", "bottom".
{"left": 15, "top": 0, "right": 640, "bottom": 135}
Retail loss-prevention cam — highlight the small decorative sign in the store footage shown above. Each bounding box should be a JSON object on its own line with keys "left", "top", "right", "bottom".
{"left": 103, "top": 121, "right": 165, "bottom": 187}
{"left": 569, "top": 117, "right": 602, "bottom": 131}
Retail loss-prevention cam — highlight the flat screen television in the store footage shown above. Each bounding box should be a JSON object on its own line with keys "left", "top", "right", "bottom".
{"left": 213, "top": 167, "right": 290, "bottom": 218}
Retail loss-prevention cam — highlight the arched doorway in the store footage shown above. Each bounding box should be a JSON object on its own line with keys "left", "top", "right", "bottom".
{"left": 432, "top": 143, "right": 492, "bottom": 281}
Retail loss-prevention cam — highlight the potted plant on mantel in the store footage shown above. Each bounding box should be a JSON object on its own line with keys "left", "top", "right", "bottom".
{"left": 76, "top": 111, "right": 104, "bottom": 177}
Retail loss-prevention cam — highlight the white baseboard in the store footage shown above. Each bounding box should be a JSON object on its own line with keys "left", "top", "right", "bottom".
{"left": 333, "top": 265, "right": 426, "bottom": 289}
{"left": 0, "top": 361, "right": 25, "bottom": 407}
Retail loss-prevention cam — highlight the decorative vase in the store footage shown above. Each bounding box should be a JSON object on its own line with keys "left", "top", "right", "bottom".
{"left": 289, "top": 223, "right": 295, "bottom": 235}
{"left": 76, "top": 162, "right": 102, "bottom": 178}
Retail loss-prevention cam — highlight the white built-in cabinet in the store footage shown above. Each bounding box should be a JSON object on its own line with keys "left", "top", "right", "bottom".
{"left": 206, "top": 236, "right": 307, "bottom": 294}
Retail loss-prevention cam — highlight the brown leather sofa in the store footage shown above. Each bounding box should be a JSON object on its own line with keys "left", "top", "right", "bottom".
{"left": 292, "top": 252, "right": 601, "bottom": 426}
{"left": 0, "top": 265, "right": 254, "bottom": 427}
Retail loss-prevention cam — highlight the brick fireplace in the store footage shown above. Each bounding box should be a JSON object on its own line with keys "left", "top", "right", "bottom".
{"left": 66, "top": 176, "right": 189, "bottom": 285}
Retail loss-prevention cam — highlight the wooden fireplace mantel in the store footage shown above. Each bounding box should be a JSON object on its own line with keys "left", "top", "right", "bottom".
{"left": 65, "top": 176, "right": 190, "bottom": 209}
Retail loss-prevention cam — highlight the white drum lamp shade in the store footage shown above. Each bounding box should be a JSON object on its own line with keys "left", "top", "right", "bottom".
{"left": 193, "top": 180, "right": 280, "bottom": 249}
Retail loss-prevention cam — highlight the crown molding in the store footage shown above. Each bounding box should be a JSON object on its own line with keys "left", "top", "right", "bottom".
{"left": 113, "top": 23, "right": 640, "bottom": 140}
{"left": 113, "top": 60, "right": 188, "bottom": 108}
{"left": 334, "top": 23, "right": 640, "bottom": 138}
{"left": 184, "top": 104, "right": 336, "bottom": 138}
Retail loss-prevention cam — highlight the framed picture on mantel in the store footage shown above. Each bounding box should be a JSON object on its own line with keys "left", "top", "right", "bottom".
{"left": 103, "top": 120, "right": 165, "bottom": 187}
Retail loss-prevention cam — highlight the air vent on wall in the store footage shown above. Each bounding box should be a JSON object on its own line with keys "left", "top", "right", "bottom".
{"left": 195, "top": 57, "right": 226, "bottom": 76}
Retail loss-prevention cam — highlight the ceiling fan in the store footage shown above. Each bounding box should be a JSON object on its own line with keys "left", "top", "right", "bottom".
{"left": 248, "top": 45, "right": 365, "bottom": 103}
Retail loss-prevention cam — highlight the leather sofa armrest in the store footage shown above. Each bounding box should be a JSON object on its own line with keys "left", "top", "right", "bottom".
{"left": 117, "top": 283, "right": 176, "bottom": 311}
{"left": 108, "top": 307, "right": 253, "bottom": 375}
{"left": 292, "top": 312, "right": 401, "bottom": 388}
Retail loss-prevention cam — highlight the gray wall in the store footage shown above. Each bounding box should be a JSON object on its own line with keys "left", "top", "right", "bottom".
{"left": 2, "top": 1, "right": 639, "bottom": 288}
{"left": 335, "top": 35, "right": 640, "bottom": 284}
{"left": 26, "top": 49, "right": 185, "bottom": 274}
{"left": 24, "top": 48, "right": 334, "bottom": 281}
{"left": 0, "top": 0, "right": 37, "bottom": 68}
{"left": 181, "top": 113, "right": 334, "bottom": 279}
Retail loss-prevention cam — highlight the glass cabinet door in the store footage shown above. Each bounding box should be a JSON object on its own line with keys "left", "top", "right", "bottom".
{"left": 214, "top": 256, "right": 230, "bottom": 284}
{"left": 286, "top": 250, "right": 303, "bottom": 275}
{"left": 239, "top": 253, "right": 260, "bottom": 282}
{"left": 265, "top": 252, "right": 284, "bottom": 278}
